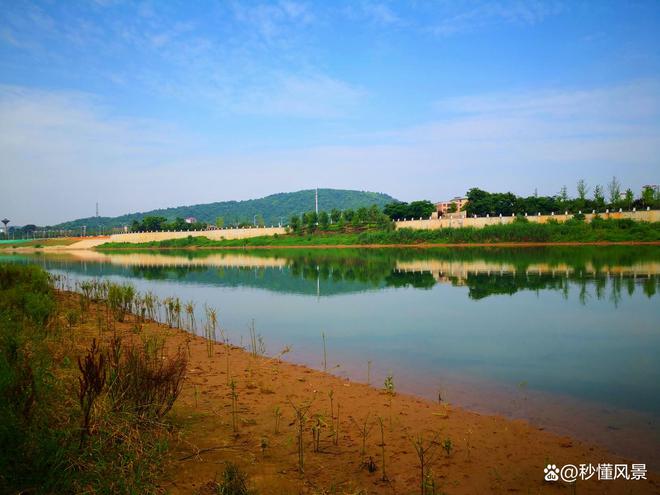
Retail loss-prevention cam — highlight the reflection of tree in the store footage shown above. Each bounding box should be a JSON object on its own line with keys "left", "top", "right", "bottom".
{"left": 464, "top": 273, "right": 567, "bottom": 300}
{"left": 384, "top": 271, "right": 435, "bottom": 289}
{"left": 643, "top": 276, "right": 657, "bottom": 298}
{"left": 130, "top": 265, "right": 208, "bottom": 280}
{"left": 595, "top": 277, "right": 606, "bottom": 300}
{"left": 610, "top": 276, "right": 622, "bottom": 308}
{"left": 579, "top": 281, "right": 589, "bottom": 306}
{"left": 6, "top": 245, "right": 659, "bottom": 301}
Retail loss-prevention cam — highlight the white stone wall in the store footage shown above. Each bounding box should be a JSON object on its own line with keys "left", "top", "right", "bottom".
{"left": 395, "top": 209, "right": 659, "bottom": 230}
{"left": 107, "top": 226, "right": 287, "bottom": 243}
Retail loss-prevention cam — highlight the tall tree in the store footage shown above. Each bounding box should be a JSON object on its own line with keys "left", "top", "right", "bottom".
{"left": 593, "top": 185, "right": 605, "bottom": 209}
{"left": 576, "top": 179, "right": 589, "bottom": 200}
{"left": 330, "top": 208, "right": 341, "bottom": 223}
{"left": 318, "top": 211, "right": 330, "bottom": 230}
{"left": 289, "top": 215, "right": 300, "bottom": 232}
{"left": 624, "top": 189, "right": 634, "bottom": 209}
{"left": 607, "top": 176, "right": 621, "bottom": 205}
{"left": 641, "top": 186, "right": 658, "bottom": 207}
{"left": 343, "top": 209, "right": 355, "bottom": 222}
{"left": 305, "top": 211, "right": 318, "bottom": 230}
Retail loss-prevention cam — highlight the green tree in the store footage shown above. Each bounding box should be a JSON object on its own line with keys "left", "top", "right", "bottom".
{"left": 447, "top": 203, "right": 457, "bottom": 213}
{"left": 593, "top": 185, "right": 605, "bottom": 209}
{"left": 383, "top": 202, "right": 408, "bottom": 220}
{"left": 356, "top": 207, "right": 369, "bottom": 224}
{"left": 624, "top": 189, "right": 634, "bottom": 209}
{"left": 215, "top": 217, "right": 224, "bottom": 228}
{"left": 607, "top": 176, "right": 621, "bottom": 206}
{"left": 330, "top": 209, "right": 341, "bottom": 223}
{"left": 141, "top": 216, "right": 167, "bottom": 231}
{"left": 407, "top": 200, "right": 435, "bottom": 218}
{"left": 343, "top": 209, "right": 355, "bottom": 222}
{"left": 171, "top": 217, "right": 187, "bottom": 231}
{"left": 255, "top": 214, "right": 265, "bottom": 227}
{"left": 318, "top": 211, "right": 330, "bottom": 230}
{"left": 641, "top": 186, "right": 657, "bottom": 208}
{"left": 368, "top": 205, "right": 381, "bottom": 223}
{"left": 289, "top": 215, "right": 301, "bottom": 232}
{"left": 305, "top": 211, "right": 318, "bottom": 230}
{"left": 576, "top": 179, "right": 589, "bottom": 201}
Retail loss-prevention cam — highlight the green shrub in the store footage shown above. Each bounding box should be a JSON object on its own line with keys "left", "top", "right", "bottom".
{"left": 0, "top": 264, "right": 182, "bottom": 494}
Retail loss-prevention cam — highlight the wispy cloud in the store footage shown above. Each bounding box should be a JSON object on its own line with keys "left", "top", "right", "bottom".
{"left": 344, "top": 2, "right": 403, "bottom": 26}
{"left": 2, "top": 80, "right": 658, "bottom": 224}
{"left": 219, "top": 72, "right": 365, "bottom": 118}
{"left": 230, "top": 0, "right": 314, "bottom": 43}
{"left": 434, "top": 80, "right": 660, "bottom": 123}
{"left": 429, "top": 0, "right": 563, "bottom": 37}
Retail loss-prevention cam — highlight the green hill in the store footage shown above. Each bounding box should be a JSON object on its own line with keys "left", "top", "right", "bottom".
{"left": 55, "top": 189, "right": 398, "bottom": 229}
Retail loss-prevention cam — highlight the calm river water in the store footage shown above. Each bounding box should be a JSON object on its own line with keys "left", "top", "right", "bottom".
{"left": 3, "top": 246, "right": 659, "bottom": 466}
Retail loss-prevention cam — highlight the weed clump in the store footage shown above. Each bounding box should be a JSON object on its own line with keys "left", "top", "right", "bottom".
{"left": 107, "top": 337, "right": 187, "bottom": 421}
{"left": 215, "top": 462, "right": 253, "bottom": 495}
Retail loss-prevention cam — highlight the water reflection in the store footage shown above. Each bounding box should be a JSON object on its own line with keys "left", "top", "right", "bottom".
{"left": 3, "top": 246, "right": 658, "bottom": 300}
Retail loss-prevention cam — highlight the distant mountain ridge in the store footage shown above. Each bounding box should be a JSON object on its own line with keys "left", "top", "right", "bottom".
{"left": 54, "top": 189, "right": 398, "bottom": 229}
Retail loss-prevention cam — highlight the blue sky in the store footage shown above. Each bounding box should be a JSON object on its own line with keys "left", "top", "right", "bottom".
{"left": 1, "top": 0, "right": 659, "bottom": 224}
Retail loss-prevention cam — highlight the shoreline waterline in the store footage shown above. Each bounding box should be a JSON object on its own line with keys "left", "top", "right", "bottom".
{"left": 54, "top": 288, "right": 660, "bottom": 493}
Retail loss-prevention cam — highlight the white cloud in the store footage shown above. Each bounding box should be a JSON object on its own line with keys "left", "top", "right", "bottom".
{"left": 345, "top": 2, "right": 403, "bottom": 26}
{"left": 222, "top": 72, "right": 366, "bottom": 118}
{"left": 230, "top": 1, "right": 314, "bottom": 43}
{"left": 429, "top": 0, "right": 563, "bottom": 37}
{"left": 1, "top": 81, "right": 658, "bottom": 225}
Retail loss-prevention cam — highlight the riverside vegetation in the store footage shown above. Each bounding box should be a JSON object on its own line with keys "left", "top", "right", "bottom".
{"left": 98, "top": 216, "right": 660, "bottom": 249}
{"left": 0, "top": 264, "right": 188, "bottom": 493}
{"left": 2, "top": 263, "right": 659, "bottom": 494}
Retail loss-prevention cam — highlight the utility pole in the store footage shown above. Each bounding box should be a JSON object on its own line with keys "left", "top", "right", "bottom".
{"left": 1, "top": 218, "right": 9, "bottom": 239}
{"left": 315, "top": 188, "right": 318, "bottom": 215}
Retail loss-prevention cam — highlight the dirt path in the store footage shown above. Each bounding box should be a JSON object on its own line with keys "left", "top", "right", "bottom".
{"left": 60, "top": 292, "right": 659, "bottom": 494}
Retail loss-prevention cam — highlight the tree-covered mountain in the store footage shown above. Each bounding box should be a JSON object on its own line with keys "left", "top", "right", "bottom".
{"left": 54, "top": 189, "right": 398, "bottom": 230}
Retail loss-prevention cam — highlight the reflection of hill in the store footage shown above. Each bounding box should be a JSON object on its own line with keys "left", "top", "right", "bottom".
{"left": 1, "top": 245, "right": 658, "bottom": 300}
{"left": 1, "top": 254, "right": 382, "bottom": 297}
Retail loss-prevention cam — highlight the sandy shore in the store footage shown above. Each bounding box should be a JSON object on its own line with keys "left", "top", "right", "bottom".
{"left": 57, "top": 291, "right": 659, "bottom": 494}
{"left": 3, "top": 239, "right": 660, "bottom": 254}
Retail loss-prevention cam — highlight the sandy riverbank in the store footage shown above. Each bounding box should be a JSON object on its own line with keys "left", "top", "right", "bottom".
{"left": 56, "top": 290, "right": 659, "bottom": 494}
{"left": 3, "top": 240, "right": 659, "bottom": 254}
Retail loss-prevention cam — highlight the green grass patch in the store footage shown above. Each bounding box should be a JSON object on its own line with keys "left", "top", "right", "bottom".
{"left": 0, "top": 238, "right": 80, "bottom": 249}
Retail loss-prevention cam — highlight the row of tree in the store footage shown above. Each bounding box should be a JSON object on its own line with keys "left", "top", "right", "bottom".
{"left": 382, "top": 201, "right": 436, "bottom": 220}
{"left": 130, "top": 216, "right": 208, "bottom": 232}
{"left": 289, "top": 205, "right": 391, "bottom": 232}
{"left": 464, "top": 179, "right": 659, "bottom": 217}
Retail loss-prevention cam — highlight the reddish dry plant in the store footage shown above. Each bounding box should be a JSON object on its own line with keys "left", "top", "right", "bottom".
{"left": 107, "top": 338, "right": 187, "bottom": 422}
{"left": 78, "top": 338, "right": 106, "bottom": 447}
